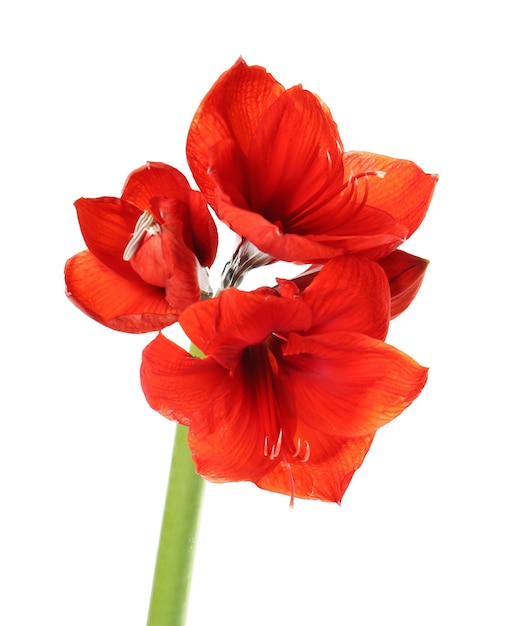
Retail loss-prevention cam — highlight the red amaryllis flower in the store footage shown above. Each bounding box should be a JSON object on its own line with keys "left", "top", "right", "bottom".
{"left": 141, "top": 255, "right": 427, "bottom": 503}
{"left": 65, "top": 162, "right": 218, "bottom": 333}
{"left": 186, "top": 58, "right": 437, "bottom": 268}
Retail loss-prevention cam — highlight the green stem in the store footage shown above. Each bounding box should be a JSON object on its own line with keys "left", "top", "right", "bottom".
{"left": 146, "top": 423, "right": 205, "bottom": 626}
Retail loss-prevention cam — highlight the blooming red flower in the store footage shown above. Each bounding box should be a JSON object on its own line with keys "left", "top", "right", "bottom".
{"left": 186, "top": 58, "right": 437, "bottom": 267}
{"left": 141, "top": 255, "right": 427, "bottom": 503}
{"left": 65, "top": 162, "right": 218, "bottom": 333}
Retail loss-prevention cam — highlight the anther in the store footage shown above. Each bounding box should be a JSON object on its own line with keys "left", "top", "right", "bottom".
{"left": 301, "top": 440, "right": 311, "bottom": 463}
{"left": 346, "top": 170, "right": 387, "bottom": 213}
{"left": 123, "top": 211, "right": 159, "bottom": 261}
{"left": 291, "top": 437, "right": 310, "bottom": 462}
{"left": 350, "top": 170, "right": 386, "bottom": 181}
{"left": 269, "top": 429, "right": 283, "bottom": 460}
{"left": 291, "top": 438, "right": 301, "bottom": 457}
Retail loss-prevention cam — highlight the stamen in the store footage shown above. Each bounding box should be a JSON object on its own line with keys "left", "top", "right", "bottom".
{"left": 291, "top": 437, "right": 311, "bottom": 462}
{"left": 274, "top": 429, "right": 283, "bottom": 456}
{"left": 341, "top": 170, "right": 386, "bottom": 217}
{"left": 289, "top": 169, "right": 386, "bottom": 228}
{"left": 301, "top": 440, "right": 311, "bottom": 463}
{"left": 269, "top": 429, "right": 283, "bottom": 460}
{"left": 123, "top": 211, "right": 159, "bottom": 261}
{"left": 263, "top": 436, "right": 269, "bottom": 457}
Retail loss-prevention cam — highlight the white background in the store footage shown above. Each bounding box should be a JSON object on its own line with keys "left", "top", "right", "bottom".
{"left": 1, "top": 1, "right": 518, "bottom": 624}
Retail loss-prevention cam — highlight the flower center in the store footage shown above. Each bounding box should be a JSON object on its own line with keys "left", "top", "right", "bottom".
{"left": 123, "top": 211, "right": 161, "bottom": 261}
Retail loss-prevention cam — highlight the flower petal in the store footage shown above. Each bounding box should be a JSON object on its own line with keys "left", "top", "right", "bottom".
{"left": 378, "top": 250, "right": 429, "bottom": 318}
{"left": 74, "top": 197, "right": 141, "bottom": 281}
{"left": 246, "top": 86, "right": 344, "bottom": 226}
{"left": 343, "top": 151, "right": 438, "bottom": 238}
{"left": 141, "top": 334, "right": 275, "bottom": 482}
{"left": 187, "top": 58, "right": 285, "bottom": 204}
{"left": 183, "top": 188, "right": 219, "bottom": 269}
{"left": 65, "top": 251, "right": 178, "bottom": 332}
{"left": 300, "top": 256, "right": 391, "bottom": 340}
{"left": 207, "top": 138, "right": 250, "bottom": 212}
{"left": 162, "top": 214, "right": 207, "bottom": 311}
{"left": 121, "top": 161, "right": 193, "bottom": 209}
{"left": 282, "top": 331, "right": 428, "bottom": 437}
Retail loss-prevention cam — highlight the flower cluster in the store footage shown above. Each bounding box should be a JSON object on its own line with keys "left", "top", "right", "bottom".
{"left": 65, "top": 59, "right": 437, "bottom": 504}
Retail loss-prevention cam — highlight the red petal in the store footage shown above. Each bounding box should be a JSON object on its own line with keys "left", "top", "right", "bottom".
{"left": 141, "top": 334, "right": 208, "bottom": 427}
{"left": 179, "top": 288, "right": 312, "bottom": 371}
{"left": 378, "top": 250, "right": 429, "bottom": 318}
{"left": 207, "top": 138, "right": 250, "bottom": 211}
{"left": 186, "top": 58, "right": 285, "bottom": 204}
{"left": 141, "top": 334, "right": 275, "bottom": 482}
{"left": 121, "top": 162, "right": 193, "bottom": 209}
{"left": 282, "top": 331, "right": 428, "bottom": 437}
{"left": 343, "top": 152, "right": 438, "bottom": 238}
{"left": 183, "top": 188, "right": 218, "bottom": 269}
{"left": 74, "top": 197, "right": 141, "bottom": 281}
{"left": 247, "top": 86, "right": 345, "bottom": 226}
{"left": 300, "top": 256, "right": 390, "bottom": 340}
{"left": 162, "top": 217, "right": 205, "bottom": 311}
{"left": 129, "top": 231, "right": 169, "bottom": 288}
{"left": 256, "top": 433, "right": 374, "bottom": 503}
{"left": 65, "top": 251, "right": 178, "bottom": 332}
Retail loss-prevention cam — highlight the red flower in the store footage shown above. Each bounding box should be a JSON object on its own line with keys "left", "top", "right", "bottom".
{"left": 65, "top": 162, "right": 218, "bottom": 333}
{"left": 141, "top": 256, "right": 427, "bottom": 503}
{"left": 186, "top": 58, "right": 437, "bottom": 266}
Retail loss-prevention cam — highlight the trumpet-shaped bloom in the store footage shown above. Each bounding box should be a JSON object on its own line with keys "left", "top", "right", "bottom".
{"left": 65, "top": 162, "right": 218, "bottom": 333}
{"left": 141, "top": 256, "right": 427, "bottom": 503}
{"left": 187, "top": 58, "right": 437, "bottom": 266}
